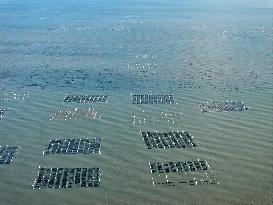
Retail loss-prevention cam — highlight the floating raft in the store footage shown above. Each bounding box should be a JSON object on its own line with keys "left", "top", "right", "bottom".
{"left": 149, "top": 160, "right": 209, "bottom": 174}
{"left": 0, "top": 146, "right": 18, "bottom": 164}
{"left": 43, "top": 138, "right": 102, "bottom": 155}
{"left": 1, "top": 91, "right": 29, "bottom": 102}
{"left": 132, "top": 94, "right": 175, "bottom": 104}
{"left": 198, "top": 100, "right": 250, "bottom": 113}
{"left": 0, "top": 108, "right": 9, "bottom": 120}
{"left": 33, "top": 167, "right": 100, "bottom": 189}
{"left": 50, "top": 108, "right": 101, "bottom": 120}
{"left": 150, "top": 160, "right": 218, "bottom": 186}
{"left": 132, "top": 111, "right": 183, "bottom": 125}
{"left": 64, "top": 95, "right": 108, "bottom": 103}
{"left": 141, "top": 131, "right": 197, "bottom": 149}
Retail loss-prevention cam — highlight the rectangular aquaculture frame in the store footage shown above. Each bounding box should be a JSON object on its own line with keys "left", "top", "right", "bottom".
{"left": 150, "top": 160, "right": 218, "bottom": 186}
{"left": 132, "top": 94, "right": 175, "bottom": 104}
{"left": 199, "top": 100, "right": 250, "bottom": 113}
{"left": 141, "top": 131, "right": 197, "bottom": 149}
{"left": 0, "top": 146, "right": 18, "bottom": 164}
{"left": 43, "top": 138, "right": 102, "bottom": 155}
{"left": 64, "top": 95, "right": 108, "bottom": 103}
{"left": 149, "top": 160, "right": 209, "bottom": 174}
{"left": 0, "top": 108, "right": 9, "bottom": 120}
{"left": 50, "top": 108, "right": 101, "bottom": 120}
{"left": 32, "top": 167, "right": 100, "bottom": 189}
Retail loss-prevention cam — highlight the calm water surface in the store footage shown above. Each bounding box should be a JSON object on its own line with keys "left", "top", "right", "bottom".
{"left": 0, "top": 0, "right": 272, "bottom": 205}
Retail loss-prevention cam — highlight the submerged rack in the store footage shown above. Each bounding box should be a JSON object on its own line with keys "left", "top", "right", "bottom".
{"left": 0, "top": 108, "right": 9, "bottom": 120}
{"left": 43, "top": 138, "right": 102, "bottom": 155}
{"left": 198, "top": 100, "right": 250, "bottom": 113}
{"left": 132, "top": 111, "right": 183, "bottom": 125}
{"left": 150, "top": 160, "right": 218, "bottom": 186}
{"left": 0, "top": 146, "right": 18, "bottom": 164}
{"left": 141, "top": 131, "right": 197, "bottom": 149}
{"left": 50, "top": 108, "right": 101, "bottom": 120}
{"left": 32, "top": 167, "right": 100, "bottom": 189}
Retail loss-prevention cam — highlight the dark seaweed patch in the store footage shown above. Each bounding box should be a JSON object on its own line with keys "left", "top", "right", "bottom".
{"left": 19, "top": 69, "right": 89, "bottom": 90}
{"left": 15, "top": 68, "right": 159, "bottom": 91}
{"left": 177, "top": 80, "right": 201, "bottom": 89}
{"left": 168, "top": 55, "right": 273, "bottom": 93}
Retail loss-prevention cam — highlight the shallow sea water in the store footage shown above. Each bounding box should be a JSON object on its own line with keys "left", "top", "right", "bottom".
{"left": 0, "top": 0, "right": 272, "bottom": 205}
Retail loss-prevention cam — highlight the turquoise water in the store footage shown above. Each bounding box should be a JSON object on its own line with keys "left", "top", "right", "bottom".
{"left": 0, "top": 0, "right": 272, "bottom": 205}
